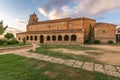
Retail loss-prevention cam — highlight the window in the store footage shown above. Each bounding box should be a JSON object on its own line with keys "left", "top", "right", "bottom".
{"left": 18, "top": 37, "right": 20, "bottom": 40}
{"left": 47, "top": 36, "right": 50, "bottom": 41}
{"left": 34, "top": 36, "right": 37, "bottom": 40}
{"left": 48, "top": 25, "right": 51, "bottom": 29}
{"left": 64, "top": 35, "right": 69, "bottom": 41}
{"left": 102, "top": 30, "right": 106, "bottom": 33}
{"left": 26, "top": 36, "right": 29, "bottom": 40}
{"left": 58, "top": 35, "right": 62, "bottom": 41}
{"left": 30, "top": 36, "right": 33, "bottom": 40}
{"left": 52, "top": 36, "right": 56, "bottom": 41}
{"left": 71, "top": 35, "right": 77, "bottom": 41}
{"left": 118, "top": 30, "right": 120, "bottom": 33}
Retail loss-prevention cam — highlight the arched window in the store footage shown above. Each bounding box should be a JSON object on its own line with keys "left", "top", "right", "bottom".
{"left": 34, "top": 36, "right": 37, "bottom": 41}
{"left": 52, "top": 35, "right": 56, "bottom": 41}
{"left": 30, "top": 36, "right": 33, "bottom": 40}
{"left": 64, "top": 35, "right": 69, "bottom": 41}
{"left": 58, "top": 35, "right": 62, "bottom": 41}
{"left": 71, "top": 35, "right": 77, "bottom": 41}
{"left": 47, "top": 36, "right": 50, "bottom": 41}
{"left": 26, "top": 36, "right": 29, "bottom": 40}
{"left": 18, "top": 37, "right": 20, "bottom": 40}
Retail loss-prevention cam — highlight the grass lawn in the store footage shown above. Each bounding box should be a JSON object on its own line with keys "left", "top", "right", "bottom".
{"left": 34, "top": 44, "right": 102, "bottom": 64}
{"left": 0, "top": 43, "right": 30, "bottom": 49}
{"left": 0, "top": 54, "right": 119, "bottom": 80}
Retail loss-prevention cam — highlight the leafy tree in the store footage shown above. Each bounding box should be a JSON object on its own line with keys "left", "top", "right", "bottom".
{"left": 0, "top": 21, "right": 4, "bottom": 35}
{"left": 87, "top": 24, "right": 94, "bottom": 44}
{"left": 4, "top": 33, "right": 14, "bottom": 40}
{"left": 22, "top": 37, "right": 26, "bottom": 44}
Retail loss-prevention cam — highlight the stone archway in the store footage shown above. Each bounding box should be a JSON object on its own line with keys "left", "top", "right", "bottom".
{"left": 40, "top": 35, "right": 44, "bottom": 43}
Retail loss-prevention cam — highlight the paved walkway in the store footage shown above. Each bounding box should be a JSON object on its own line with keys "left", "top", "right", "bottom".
{"left": 0, "top": 48, "right": 120, "bottom": 78}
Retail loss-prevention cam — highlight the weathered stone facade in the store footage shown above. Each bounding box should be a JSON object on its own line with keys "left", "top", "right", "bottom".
{"left": 16, "top": 13, "right": 117, "bottom": 44}
{"left": 94, "top": 23, "right": 116, "bottom": 43}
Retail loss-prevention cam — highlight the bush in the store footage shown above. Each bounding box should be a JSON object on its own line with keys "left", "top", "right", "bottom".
{"left": 84, "top": 40, "right": 89, "bottom": 44}
{"left": 94, "top": 40, "right": 100, "bottom": 44}
{"left": 0, "top": 39, "right": 8, "bottom": 45}
{"left": 108, "top": 40, "right": 113, "bottom": 44}
{"left": 7, "top": 38, "right": 19, "bottom": 45}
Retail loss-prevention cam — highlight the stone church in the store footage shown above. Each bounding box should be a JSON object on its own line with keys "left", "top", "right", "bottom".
{"left": 16, "top": 13, "right": 117, "bottom": 44}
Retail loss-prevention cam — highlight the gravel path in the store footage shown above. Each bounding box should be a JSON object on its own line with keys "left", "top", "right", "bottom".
{"left": 0, "top": 48, "right": 120, "bottom": 78}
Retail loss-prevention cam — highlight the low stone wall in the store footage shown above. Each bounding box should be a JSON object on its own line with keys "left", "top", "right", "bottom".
{"left": 0, "top": 45, "right": 32, "bottom": 53}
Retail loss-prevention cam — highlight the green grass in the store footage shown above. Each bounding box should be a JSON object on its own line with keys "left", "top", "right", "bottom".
{"left": 0, "top": 54, "right": 119, "bottom": 80}
{"left": 34, "top": 44, "right": 102, "bottom": 64}
{"left": 0, "top": 43, "right": 30, "bottom": 49}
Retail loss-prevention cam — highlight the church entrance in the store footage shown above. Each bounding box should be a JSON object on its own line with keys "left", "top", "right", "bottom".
{"left": 40, "top": 35, "right": 44, "bottom": 43}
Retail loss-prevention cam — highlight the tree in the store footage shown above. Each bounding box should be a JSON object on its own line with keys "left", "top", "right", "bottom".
{"left": 0, "top": 21, "right": 8, "bottom": 35}
{"left": 22, "top": 37, "right": 26, "bottom": 44}
{"left": 4, "top": 33, "right": 14, "bottom": 40}
{"left": 0, "top": 21, "right": 4, "bottom": 35}
{"left": 87, "top": 24, "right": 94, "bottom": 44}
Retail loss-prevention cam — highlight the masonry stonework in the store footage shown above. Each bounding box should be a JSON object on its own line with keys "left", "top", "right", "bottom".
{"left": 16, "top": 13, "right": 117, "bottom": 44}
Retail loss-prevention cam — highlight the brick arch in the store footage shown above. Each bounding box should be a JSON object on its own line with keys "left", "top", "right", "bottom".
{"left": 71, "top": 35, "right": 77, "bottom": 41}
{"left": 64, "top": 35, "right": 69, "bottom": 41}
{"left": 26, "top": 36, "right": 29, "bottom": 40}
{"left": 52, "top": 35, "right": 56, "bottom": 41}
{"left": 58, "top": 35, "right": 62, "bottom": 41}
{"left": 34, "top": 35, "right": 37, "bottom": 41}
{"left": 30, "top": 35, "right": 33, "bottom": 40}
{"left": 40, "top": 35, "right": 44, "bottom": 43}
{"left": 47, "top": 36, "right": 50, "bottom": 41}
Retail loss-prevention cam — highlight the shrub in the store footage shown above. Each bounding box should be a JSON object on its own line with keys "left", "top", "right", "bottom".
{"left": 7, "top": 38, "right": 19, "bottom": 45}
{"left": 108, "top": 40, "right": 113, "bottom": 44}
{"left": 0, "top": 39, "right": 8, "bottom": 45}
{"left": 84, "top": 40, "right": 89, "bottom": 44}
{"left": 94, "top": 40, "right": 100, "bottom": 44}
{"left": 4, "top": 33, "right": 14, "bottom": 40}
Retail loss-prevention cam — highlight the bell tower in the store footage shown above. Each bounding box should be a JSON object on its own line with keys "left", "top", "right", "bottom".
{"left": 28, "top": 12, "right": 38, "bottom": 25}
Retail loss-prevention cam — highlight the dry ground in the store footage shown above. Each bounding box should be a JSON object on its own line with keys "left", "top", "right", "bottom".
{"left": 50, "top": 45, "right": 120, "bottom": 66}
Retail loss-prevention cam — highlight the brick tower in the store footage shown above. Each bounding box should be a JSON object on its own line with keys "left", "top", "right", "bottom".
{"left": 28, "top": 12, "right": 38, "bottom": 25}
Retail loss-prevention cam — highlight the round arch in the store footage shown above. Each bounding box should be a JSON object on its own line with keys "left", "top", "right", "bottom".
{"left": 64, "top": 35, "right": 69, "bottom": 41}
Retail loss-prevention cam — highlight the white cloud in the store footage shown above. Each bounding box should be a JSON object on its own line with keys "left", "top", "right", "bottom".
{"left": 15, "top": 18, "right": 27, "bottom": 24}
{"left": 38, "top": 0, "right": 120, "bottom": 19}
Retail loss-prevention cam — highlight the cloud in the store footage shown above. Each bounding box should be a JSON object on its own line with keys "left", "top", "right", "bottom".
{"left": 38, "top": 0, "right": 120, "bottom": 19}
{"left": 15, "top": 18, "right": 27, "bottom": 24}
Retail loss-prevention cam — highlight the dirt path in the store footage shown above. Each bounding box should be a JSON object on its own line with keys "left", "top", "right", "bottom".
{"left": 50, "top": 46, "right": 120, "bottom": 66}
{"left": 84, "top": 45, "right": 120, "bottom": 52}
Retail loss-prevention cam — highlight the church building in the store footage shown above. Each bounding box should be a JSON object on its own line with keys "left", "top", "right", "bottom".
{"left": 16, "top": 13, "right": 117, "bottom": 44}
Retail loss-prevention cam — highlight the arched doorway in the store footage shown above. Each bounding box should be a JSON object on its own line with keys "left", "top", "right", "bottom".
{"left": 40, "top": 35, "right": 44, "bottom": 43}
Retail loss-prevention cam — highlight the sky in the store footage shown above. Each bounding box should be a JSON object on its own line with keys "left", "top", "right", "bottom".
{"left": 0, "top": 0, "right": 120, "bottom": 33}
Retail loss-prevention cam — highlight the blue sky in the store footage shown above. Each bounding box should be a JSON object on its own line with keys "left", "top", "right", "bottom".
{"left": 0, "top": 0, "right": 120, "bottom": 32}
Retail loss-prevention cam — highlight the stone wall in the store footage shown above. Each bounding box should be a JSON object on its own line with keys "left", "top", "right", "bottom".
{"left": 94, "top": 23, "right": 116, "bottom": 43}
{"left": 16, "top": 30, "right": 84, "bottom": 45}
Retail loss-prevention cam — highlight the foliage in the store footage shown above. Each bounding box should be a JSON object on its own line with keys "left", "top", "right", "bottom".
{"left": 0, "top": 39, "right": 8, "bottom": 45}
{"left": 0, "top": 21, "right": 8, "bottom": 35}
{"left": 22, "top": 37, "right": 26, "bottom": 44}
{"left": 108, "top": 40, "right": 113, "bottom": 44}
{"left": 4, "top": 33, "right": 14, "bottom": 40}
{"left": 87, "top": 24, "right": 94, "bottom": 44}
{"left": 94, "top": 40, "right": 100, "bottom": 44}
{"left": 0, "top": 21, "right": 4, "bottom": 35}
{"left": 7, "top": 38, "right": 19, "bottom": 45}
